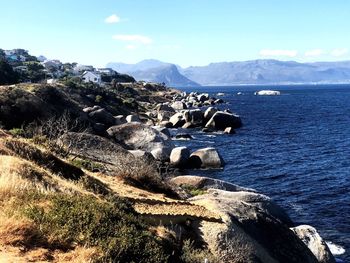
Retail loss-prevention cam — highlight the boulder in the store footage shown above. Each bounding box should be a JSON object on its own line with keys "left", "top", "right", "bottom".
{"left": 157, "top": 110, "right": 174, "bottom": 122}
{"left": 205, "top": 111, "right": 242, "bottom": 130}
{"left": 88, "top": 108, "right": 115, "bottom": 127}
{"left": 169, "top": 112, "right": 186, "bottom": 128}
{"left": 182, "top": 122, "right": 196, "bottom": 129}
{"left": 157, "top": 104, "right": 175, "bottom": 112}
{"left": 190, "top": 189, "right": 319, "bottom": 263}
{"left": 188, "top": 147, "right": 223, "bottom": 168}
{"left": 114, "top": 115, "right": 126, "bottom": 125}
{"left": 291, "top": 225, "right": 336, "bottom": 263}
{"left": 204, "top": 107, "right": 218, "bottom": 121}
{"left": 83, "top": 105, "right": 102, "bottom": 113}
{"left": 171, "top": 101, "right": 187, "bottom": 110}
{"left": 174, "top": 133, "right": 193, "bottom": 140}
{"left": 58, "top": 132, "right": 131, "bottom": 174}
{"left": 170, "top": 175, "right": 256, "bottom": 193}
{"left": 126, "top": 114, "right": 141, "bottom": 123}
{"left": 197, "top": 93, "right": 209, "bottom": 102}
{"left": 159, "top": 121, "right": 173, "bottom": 128}
{"left": 153, "top": 126, "right": 171, "bottom": 137}
{"left": 214, "top": 98, "right": 224, "bottom": 104}
{"left": 184, "top": 109, "right": 204, "bottom": 126}
{"left": 128, "top": 150, "right": 155, "bottom": 163}
{"left": 255, "top": 90, "right": 281, "bottom": 96}
{"left": 107, "top": 123, "right": 174, "bottom": 161}
{"left": 224, "top": 127, "right": 236, "bottom": 134}
{"left": 170, "top": 147, "right": 190, "bottom": 167}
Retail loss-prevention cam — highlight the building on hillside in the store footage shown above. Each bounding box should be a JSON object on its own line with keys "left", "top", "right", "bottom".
{"left": 97, "top": 68, "right": 115, "bottom": 76}
{"left": 42, "top": 60, "right": 62, "bottom": 70}
{"left": 74, "top": 64, "right": 95, "bottom": 74}
{"left": 81, "top": 71, "right": 101, "bottom": 84}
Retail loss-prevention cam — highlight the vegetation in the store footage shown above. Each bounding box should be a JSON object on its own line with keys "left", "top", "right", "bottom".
{"left": 0, "top": 57, "right": 19, "bottom": 85}
{"left": 181, "top": 184, "right": 207, "bottom": 197}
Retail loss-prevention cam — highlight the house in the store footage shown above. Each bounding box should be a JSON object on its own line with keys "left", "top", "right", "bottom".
{"left": 74, "top": 64, "right": 95, "bottom": 74}
{"left": 42, "top": 60, "right": 62, "bottom": 70}
{"left": 97, "top": 68, "right": 115, "bottom": 76}
{"left": 81, "top": 71, "right": 101, "bottom": 84}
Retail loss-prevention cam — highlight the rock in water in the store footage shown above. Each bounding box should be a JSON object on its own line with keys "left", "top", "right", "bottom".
{"left": 291, "top": 225, "right": 336, "bottom": 263}
{"left": 205, "top": 111, "right": 242, "bottom": 130}
{"left": 204, "top": 107, "right": 218, "bottom": 121}
{"left": 188, "top": 147, "right": 224, "bottom": 168}
{"left": 107, "top": 123, "right": 174, "bottom": 161}
{"left": 170, "top": 147, "right": 190, "bottom": 167}
{"left": 254, "top": 90, "right": 281, "bottom": 96}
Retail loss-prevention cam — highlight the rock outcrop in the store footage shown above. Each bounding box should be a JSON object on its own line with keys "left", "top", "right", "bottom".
{"left": 107, "top": 123, "right": 174, "bottom": 161}
{"left": 170, "top": 175, "right": 256, "bottom": 193}
{"left": 291, "top": 225, "right": 336, "bottom": 263}
{"left": 205, "top": 111, "right": 242, "bottom": 130}
{"left": 190, "top": 189, "right": 319, "bottom": 263}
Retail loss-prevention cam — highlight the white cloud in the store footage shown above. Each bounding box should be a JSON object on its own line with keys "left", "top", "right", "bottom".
{"left": 305, "top": 49, "right": 324, "bottom": 57}
{"left": 105, "top": 14, "right": 120, "bottom": 24}
{"left": 125, "top": 45, "right": 137, "bottom": 50}
{"left": 259, "top": 49, "right": 298, "bottom": 57}
{"left": 112, "top": 34, "right": 152, "bottom": 45}
{"left": 330, "top": 48, "right": 349, "bottom": 57}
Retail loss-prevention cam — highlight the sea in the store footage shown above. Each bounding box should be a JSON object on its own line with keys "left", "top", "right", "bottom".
{"left": 175, "top": 84, "right": 350, "bottom": 262}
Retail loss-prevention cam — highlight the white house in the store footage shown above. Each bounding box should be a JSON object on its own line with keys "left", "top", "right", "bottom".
{"left": 97, "top": 68, "right": 115, "bottom": 76}
{"left": 82, "top": 71, "right": 101, "bottom": 84}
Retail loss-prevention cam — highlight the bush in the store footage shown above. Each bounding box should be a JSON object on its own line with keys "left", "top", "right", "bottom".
{"left": 8, "top": 128, "right": 26, "bottom": 137}
{"left": 181, "top": 239, "right": 219, "bottom": 263}
{"left": 24, "top": 194, "right": 170, "bottom": 263}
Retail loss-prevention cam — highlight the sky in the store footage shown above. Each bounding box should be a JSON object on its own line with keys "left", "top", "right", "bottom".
{"left": 1, "top": 0, "right": 350, "bottom": 67}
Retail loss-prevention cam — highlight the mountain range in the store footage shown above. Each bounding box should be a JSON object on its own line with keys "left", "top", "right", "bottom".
{"left": 107, "top": 59, "right": 350, "bottom": 87}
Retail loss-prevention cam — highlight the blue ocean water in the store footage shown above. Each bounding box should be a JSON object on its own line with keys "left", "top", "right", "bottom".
{"left": 175, "top": 85, "right": 350, "bottom": 262}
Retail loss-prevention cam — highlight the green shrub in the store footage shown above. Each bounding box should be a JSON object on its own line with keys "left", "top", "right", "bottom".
{"left": 181, "top": 184, "right": 207, "bottom": 197}
{"left": 8, "top": 128, "right": 26, "bottom": 137}
{"left": 24, "top": 194, "right": 170, "bottom": 263}
{"left": 181, "top": 239, "right": 219, "bottom": 263}
{"left": 95, "top": 95, "right": 103, "bottom": 103}
{"left": 70, "top": 158, "right": 103, "bottom": 172}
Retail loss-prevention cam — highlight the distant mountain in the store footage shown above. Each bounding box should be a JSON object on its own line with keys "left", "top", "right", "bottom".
{"left": 181, "top": 59, "right": 350, "bottom": 85}
{"left": 108, "top": 59, "right": 350, "bottom": 86}
{"left": 107, "top": 59, "right": 199, "bottom": 87}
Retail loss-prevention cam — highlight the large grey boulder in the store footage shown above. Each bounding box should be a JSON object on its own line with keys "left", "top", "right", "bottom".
{"left": 205, "top": 111, "right": 242, "bottom": 130}
{"left": 190, "top": 189, "right": 319, "bottom": 263}
{"left": 58, "top": 132, "right": 131, "bottom": 174}
{"left": 126, "top": 114, "right": 141, "bottom": 123}
{"left": 88, "top": 108, "right": 115, "bottom": 127}
{"left": 291, "top": 225, "right": 336, "bottom": 263}
{"left": 171, "top": 101, "right": 187, "bottom": 110}
{"left": 188, "top": 147, "right": 224, "bottom": 168}
{"left": 170, "top": 175, "right": 256, "bottom": 193}
{"left": 157, "top": 110, "right": 174, "bottom": 122}
{"left": 170, "top": 147, "right": 190, "bottom": 167}
{"left": 83, "top": 105, "right": 101, "bottom": 113}
{"left": 156, "top": 103, "right": 175, "bottom": 112}
{"left": 169, "top": 112, "right": 186, "bottom": 128}
{"left": 184, "top": 109, "right": 204, "bottom": 126}
{"left": 204, "top": 107, "right": 218, "bottom": 121}
{"left": 107, "top": 123, "right": 174, "bottom": 161}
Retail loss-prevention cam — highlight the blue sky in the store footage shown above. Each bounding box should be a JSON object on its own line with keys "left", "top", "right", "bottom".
{"left": 1, "top": 0, "right": 350, "bottom": 67}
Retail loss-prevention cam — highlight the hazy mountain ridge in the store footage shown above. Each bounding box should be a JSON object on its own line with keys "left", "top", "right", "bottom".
{"left": 107, "top": 60, "right": 199, "bottom": 87}
{"left": 107, "top": 59, "right": 350, "bottom": 86}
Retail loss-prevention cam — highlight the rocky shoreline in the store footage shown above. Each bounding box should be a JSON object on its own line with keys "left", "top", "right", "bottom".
{"left": 0, "top": 82, "right": 337, "bottom": 262}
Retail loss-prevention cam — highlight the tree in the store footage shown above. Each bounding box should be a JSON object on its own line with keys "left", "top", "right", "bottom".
{"left": 0, "top": 58, "right": 19, "bottom": 85}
